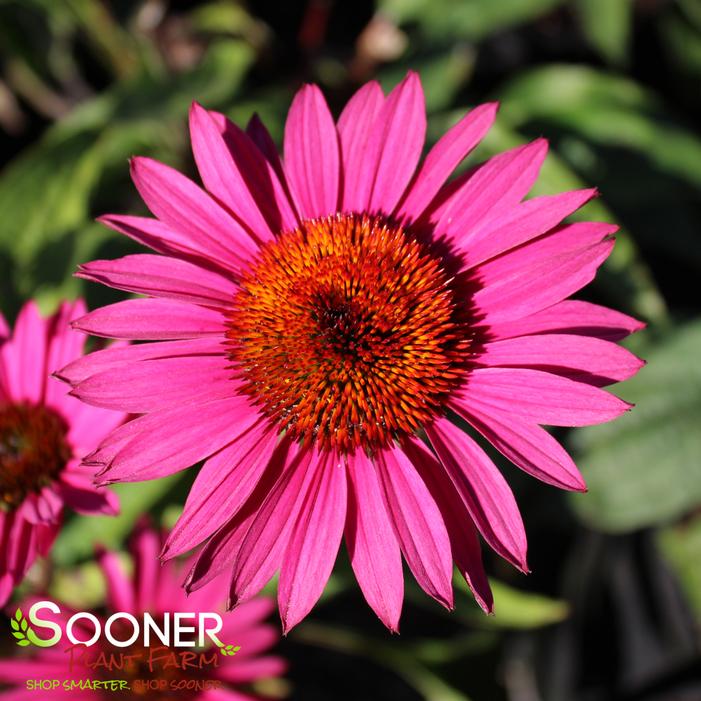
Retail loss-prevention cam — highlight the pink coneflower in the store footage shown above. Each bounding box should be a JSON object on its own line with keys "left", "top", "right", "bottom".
{"left": 0, "top": 301, "right": 124, "bottom": 606}
{"left": 61, "top": 72, "right": 644, "bottom": 632}
{"left": 0, "top": 526, "right": 286, "bottom": 700}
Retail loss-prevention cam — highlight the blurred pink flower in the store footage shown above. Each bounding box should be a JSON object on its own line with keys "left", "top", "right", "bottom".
{"left": 0, "top": 300, "right": 125, "bottom": 605}
{"left": 0, "top": 526, "right": 286, "bottom": 699}
{"left": 62, "top": 72, "right": 644, "bottom": 632}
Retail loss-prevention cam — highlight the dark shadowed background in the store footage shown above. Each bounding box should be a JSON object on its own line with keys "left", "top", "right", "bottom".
{"left": 1, "top": 1, "right": 700, "bottom": 699}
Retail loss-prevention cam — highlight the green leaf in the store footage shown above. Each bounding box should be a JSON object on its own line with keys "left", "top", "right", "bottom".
{"left": 379, "top": 0, "right": 566, "bottom": 42}
{"left": 10, "top": 619, "right": 19, "bottom": 631}
{"left": 20, "top": 618, "right": 27, "bottom": 632}
{"left": 0, "top": 38, "right": 253, "bottom": 318}
{"left": 498, "top": 65, "right": 701, "bottom": 188}
{"left": 17, "top": 639, "right": 31, "bottom": 647}
{"left": 570, "top": 321, "right": 701, "bottom": 531}
{"left": 497, "top": 65, "right": 701, "bottom": 276}
{"left": 49, "top": 560, "right": 108, "bottom": 609}
{"left": 14, "top": 609, "right": 21, "bottom": 621}
{"left": 483, "top": 580, "right": 568, "bottom": 629}
{"left": 12, "top": 631, "right": 25, "bottom": 639}
{"left": 575, "top": 0, "right": 632, "bottom": 66}
{"left": 378, "top": 48, "right": 475, "bottom": 112}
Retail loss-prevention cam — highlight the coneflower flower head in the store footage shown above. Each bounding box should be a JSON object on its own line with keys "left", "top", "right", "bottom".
{"left": 0, "top": 301, "right": 125, "bottom": 605}
{"left": 62, "top": 73, "right": 644, "bottom": 632}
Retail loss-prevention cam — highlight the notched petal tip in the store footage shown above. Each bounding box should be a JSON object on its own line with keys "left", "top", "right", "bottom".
{"left": 51, "top": 369, "right": 69, "bottom": 384}
{"left": 95, "top": 213, "right": 121, "bottom": 228}
{"left": 70, "top": 314, "right": 92, "bottom": 333}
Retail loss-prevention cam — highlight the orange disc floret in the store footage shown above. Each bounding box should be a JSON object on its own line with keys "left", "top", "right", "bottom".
{"left": 0, "top": 402, "right": 70, "bottom": 509}
{"left": 225, "top": 214, "right": 471, "bottom": 453}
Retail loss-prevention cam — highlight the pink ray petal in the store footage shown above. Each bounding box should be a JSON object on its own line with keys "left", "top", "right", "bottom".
{"left": 229, "top": 447, "right": 319, "bottom": 609}
{"left": 130, "top": 525, "right": 160, "bottom": 613}
{"left": 22, "top": 488, "right": 63, "bottom": 524}
{"left": 283, "top": 84, "right": 340, "bottom": 218}
{"left": 77, "top": 254, "right": 238, "bottom": 308}
{"left": 96, "top": 545, "right": 134, "bottom": 612}
{"left": 0, "top": 300, "right": 46, "bottom": 403}
{"left": 337, "top": 80, "right": 385, "bottom": 213}
{"left": 402, "top": 436, "right": 492, "bottom": 613}
{"left": 484, "top": 300, "right": 646, "bottom": 342}
{"left": 417, "top": 166, "right": 476, "bottom": 229}
{"left": 278, "top": 451, "right": 347, "bottom": 633}
{"left": 97, "top": 214, "right": 240, "bottom": 277}
{"left": 437, "top": 139, "right": 548, "bottom": 241}
{"left": 163, "top": 423, "right": 278, "bottom": 559}
{"left": 72, "top": 298, "right": 226, "bottom": 340}
{"left": 363, "top": 71, "right": 426, "bottom": 215}
{"left": 476, "top": 220, "right": 615, "bottom": 282}
{"left": 95, "top": 395, "right": 261, "bottom": 483}
{"left": 190, "top": 102, "right": 275, "bottom": 244}
{"left": 459, "top": 188, "right": 597, "bottom": 266}
{"left": 63, "top": 398, "right": 127, "bottom": 455}
{"left": 451, "top": 399, "right": 586, "bottom": 491}
{"left": 56, "top": 337, "right": 223, "bottom": 386}
{"left": 460, "top": 367, "right": 633, "bottom": 426}
{"left": 130, "top": 157, "right": 258, "bottom": 270}
{"left": 376, "top": 445, "right": 454, "bottom": 609}
{"left": 426, "top": 418, "right": 529, "bottom": 572}
{"left": 82, "top": 410, "right": 161, "bottom": 468}
{"left": 474, "top": 238, "right": 615, "bottom": 324}
{"left": 217, "top": 627, "right": 280, "bottom": 659}
{"left": 345, "top": 450, "right": 403, "bottom": 632}
{"left": 212, "top": 110, "right": 300, "bottom": 233}
{"left": 43, "top": 300, "right": 87, "bottom": 406}
{"left": 57, "top": 471, "right": 120, "bottom": 515}
{"left": 218, "top": 599, "right": 277, "bottom": 646}
{"left": 184, "top": 440, "right": 295, "bottom": 593}
{"left": 396, "top": 102, "right": 498, "bottom": 224}
{"left": 246, "top": 113, "right": 285, "bottom": 179}
{"left": 44, "top": 300, "right": 86, "bottom": 376}
{"left": 70, "top": 353, "right": 235, "bottom": 412}
{"left": 475, "top": 333, "right": 645, "bottom": 386}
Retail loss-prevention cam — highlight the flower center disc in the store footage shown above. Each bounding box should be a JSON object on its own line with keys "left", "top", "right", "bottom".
{"left": 0, "top": 402, "right": 70, "bottom": 509}
{"left": 226, "top": 214, "right": 470, "bottom": 453}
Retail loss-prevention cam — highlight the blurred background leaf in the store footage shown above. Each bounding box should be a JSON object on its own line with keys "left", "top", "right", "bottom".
{"left": 571, "top": 321, "right": 701, "bottom": 533}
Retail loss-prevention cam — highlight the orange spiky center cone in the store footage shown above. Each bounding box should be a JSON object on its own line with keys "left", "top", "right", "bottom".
{"left": 225, "top": 214, "right": 471, "bottom": 454}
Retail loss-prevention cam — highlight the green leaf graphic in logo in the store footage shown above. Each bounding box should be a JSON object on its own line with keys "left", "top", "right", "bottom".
{"left": 10, "top": 609, "right": 53, "bottom": 648}
{"left": 215, "top": 640, "right": 241, "bottom": 657}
